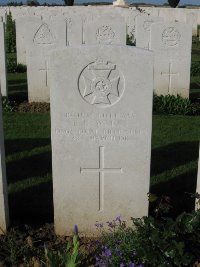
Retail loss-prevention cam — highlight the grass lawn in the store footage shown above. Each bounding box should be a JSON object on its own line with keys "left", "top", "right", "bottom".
{"left": 3, "top": 112, "right": 200, "bottom": 226}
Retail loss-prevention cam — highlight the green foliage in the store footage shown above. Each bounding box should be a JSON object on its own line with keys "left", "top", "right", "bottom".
{"left": 191, "top": 61, "right": 200, "bottom": 76}
{"left": 5, "top": 12, "right": 16, "bottom": 53}
{"left": 26, "top": 0, "right": 40, "bottom": 5}
{"left": 2, "top": 97, "right": 17, "bottom": 112}
{"left": 168, "top": 0, "right": 180, "bottom": 7}
{"left": 0, "top": 227, "right": 26, "bottom": 265}
{"left": 95, "top": 210, "right": 200, "bottom": 267}
{"left": 153, "top": 94, "right": 197, "bottom": 115}
{"left": 7, "top": 58, "right": 27, "bottom": 73}
{"left": 127, "top": 33, "right": 135, "bottom": 46}
{"left": 44, "top": 234, "right": 81, "bottom": 267}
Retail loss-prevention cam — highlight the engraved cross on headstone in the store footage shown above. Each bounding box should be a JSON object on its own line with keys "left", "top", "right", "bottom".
{"left": 161, "top": 62, "right": 179, "bottom": 93}
{"left": 145, "top": 41, "right": 150, "bottom": 50}
{"left": 81, "top": 146, "right": 122, "bottom": 211}
{"left": 39, "top": 60, "right": 49, "bottom": 87}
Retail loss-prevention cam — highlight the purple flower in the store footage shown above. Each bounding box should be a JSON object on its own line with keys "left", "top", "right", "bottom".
{"left": 73, "top": 225, "right": 78, "bottom": 235}
{"left": 128, "top": 262, "right": 136, "bottom": 267}
{"left": 120, "top": 263, "right": 125, "bottom": 267}
{"left": 115, "top": 215, "right": 122, "bottom": 223}
{"left": 106, "top": 221, "right": 115, "bottom": 228}
{"left": 102, "top": 248, "right": 112, "bottom": 258}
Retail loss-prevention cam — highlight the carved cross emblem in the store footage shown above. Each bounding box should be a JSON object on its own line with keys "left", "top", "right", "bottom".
{"left": 78, "top": 58, "right": 125, "bottom": 107}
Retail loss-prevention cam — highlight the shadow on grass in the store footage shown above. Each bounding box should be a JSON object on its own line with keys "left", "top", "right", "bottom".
{"left": 6, "top": 151, "right": 52, "bottom": 184}
{"left": 8, "top": 78, "right": 28, "bottom": 103}
{"left": 190, "top": 82, "right": 200, "bottom": 90}
{"left": 8, "top": 78, "right": 27, "bottom": 85}
{"left": 5, "top": 138, "right": 51, "bottom": 156}
{"left": 151, "top": 141, "right": 199, "bottom": 176}
{"left": 149, "top": 169, "right": 198, "bottom": 218}
{"left": 9, "top": 181, "right": 53, "bottom": 226}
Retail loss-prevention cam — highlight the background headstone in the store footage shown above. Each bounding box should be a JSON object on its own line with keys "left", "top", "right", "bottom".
{"left": 136, "top": 14, "right": 163, "bottom": 49}
{"left": 50, "top": 45, "right": 153, "bottom": 235}
{"left": 26, "top": 17, "right": 66, "bottom": 102}
{"left": 0, "top": 18, "right": 7, "bottom": 97}
{"left": 16, "top": 16, "right": 41, "bottom": 64}
{"left": 151, "top": 21, "right": 192, "bottom": 98}
{"left": 84, "top": 16, "right": 126, "bottom": 45}
{"left": 0, "top": 93, "right": 9, "bottom": 234}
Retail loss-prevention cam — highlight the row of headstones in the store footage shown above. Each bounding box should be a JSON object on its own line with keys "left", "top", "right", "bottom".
{"left": 0, "top": 5, "right": 200, "bottom": 36}
{"left": 13, "top": 8, "right": 192, "bottom": 102}
{"left": 0, "top": 39, "right": 200, "bottom": 235}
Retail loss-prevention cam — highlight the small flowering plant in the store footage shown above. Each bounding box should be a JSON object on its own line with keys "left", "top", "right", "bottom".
{"left": 94, "top": 216, "right": 145, "bottom": 267}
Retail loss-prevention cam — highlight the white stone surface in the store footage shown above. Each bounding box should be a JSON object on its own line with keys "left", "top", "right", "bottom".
{"left": 0, "top": 18, "right": 7, "bottom": 97}
{"left": 84, "top": 16, "right": 126, "bottom": 45}
{"left": 186, "top": 12, "right": 198, "bottom": 36}
{"left": 136, "top": 14, "right": 163, "bottom": 49}
{"left": 16, "top": 16, "right": 41, "bottom": 64}
{"left": 26, "top": 17, "right": 66, "bottom": 102}
{"left": 50, "top": 45, "right": 153, "bottom": 236}
{"left": 151, "top": 21, "right": 192, "bottom": 98}
{"left": 196, "top": 145, "right": 200, "bottom": 210}
{"left": 0, "top": 93, "right": 9, "bottom": 234}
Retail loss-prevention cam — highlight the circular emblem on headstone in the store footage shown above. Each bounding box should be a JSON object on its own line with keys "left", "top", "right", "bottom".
{"left": 78, "top": 58, "right": 125, "bottom": 107}
{"left": 162, "top": 27, "right": 181, "bottom": 47}
{"left": 96, "top": 26, "right": 115, "bottom": 44}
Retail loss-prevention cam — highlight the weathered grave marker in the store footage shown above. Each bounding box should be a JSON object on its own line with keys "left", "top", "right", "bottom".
{"left": 84, "top": 16, "right": 126, "bottom": 45}
{"left": 50, "top": 45, "right": 153, "bottom": 235}
{"left": 26, "top": 17, "right": 66, "bottom": 102}
{"left": 136, "top": 14, "right": 163, "bottom": 49}
{"left": 0, "top": 18, "right": 7, "bottom": 97}
{"left": 151, "top": 22, "right": 192, "bottom": 97}
{"left": 0, "top": 93, "right": 9, "bottom": 234}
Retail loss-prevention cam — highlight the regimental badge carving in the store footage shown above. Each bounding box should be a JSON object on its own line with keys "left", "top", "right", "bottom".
{"left": 78, "top": 58, "right": 125, "bottom": 107}
{"left": 33, "top": 23, "right": 54, "bottom": 45}
{"left": 96, "top": 26, "right": 115, "bottom": 44}
{"left": 143, "top": 19, "right": 154, "bottom": 31}
{"left": 162, "top": 27, "right": 181, "bottom": 47}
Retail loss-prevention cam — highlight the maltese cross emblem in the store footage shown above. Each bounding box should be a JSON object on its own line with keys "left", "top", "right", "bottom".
{"left": 78, "top": 58, "right": 125, "bottom": 107}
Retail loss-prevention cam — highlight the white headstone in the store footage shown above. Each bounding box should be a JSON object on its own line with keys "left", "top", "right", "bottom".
{"left": 186, "top": 12, "right": 198, "bottom": 36}
{"left": 0, "top": 94, "right": 9, "bottom": 234}
{"left": 136, "top": 14, "right": 163, "bottom": 49}
{"left": 26, "top": 17, "right": 66, "bottom": 102}
{"left": 151, "top": 22, "right": 192, "bottom": 98}
{"left": 50, "top": 45, "right": 153, "bottom": 236}
{"left": 0, "top": 18, "right": 7, "bottom": 97}
{"left": 16, "top": 16, "right": 41, "bottom": 64}
{"left": 84, "top": 16, "right": 126, "bottom": 45}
